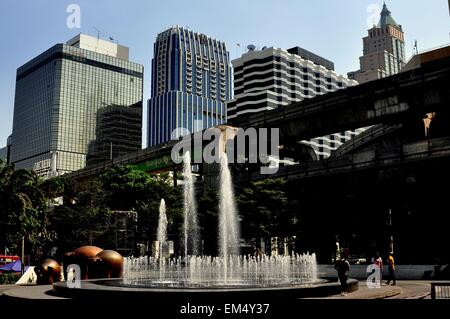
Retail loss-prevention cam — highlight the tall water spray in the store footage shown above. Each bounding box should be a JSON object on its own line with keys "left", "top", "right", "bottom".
{"left": 183, "top": 151, "right": 199, "bottom": 258}
{"left": 157, "top": 199, "right": 168, "bottom": 249}
{"left": 218, "top": 153, "right": 241, "bottom": 282}
{"left": 157, "top": 198, "right": 167, "bottom": 279}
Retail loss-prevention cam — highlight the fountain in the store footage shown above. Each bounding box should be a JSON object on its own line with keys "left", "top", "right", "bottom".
{"left": 157, "top": 198, "right": 167, "bottom": 279}
{"left": 52, "top": 151, "right": 358, "bottom": 300}
{"left": 183, "top": 151, "right": 199, "bottom": 257}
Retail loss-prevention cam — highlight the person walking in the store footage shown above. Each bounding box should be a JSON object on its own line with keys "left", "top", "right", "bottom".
{"left": 335, "top": 257, "right": 351, "bottom": 296}
{"left": 386, "top": 252, "right": 396, "bottom": 285}
{"left": 373, "top": 252, "right": 383, "bottom": 286}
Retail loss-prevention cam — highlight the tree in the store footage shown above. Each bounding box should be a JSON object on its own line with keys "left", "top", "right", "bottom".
{"left": 236, "top": 178, "right": 290, "bottom": 242}
{"left": 47, "top": 179, "right": 115, "bottom": 255}
{"left": 100, "top": 165, "right": 154, "bottom": 211}
{"left": 47, "top": 165, "right": 183, "bottom": 257}
{"left": 0, "top": 165, "right": 55, "bottom": 259}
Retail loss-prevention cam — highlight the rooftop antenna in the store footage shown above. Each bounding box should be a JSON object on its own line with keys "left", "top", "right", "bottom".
{"left": 413, "top": 40, "right": 419, "bottom": 55}
{"left": 93, "top": 26, "right": 104, "bottom": 40}
{"left": 93, "top": 26, "right": 117, "bottom": 43}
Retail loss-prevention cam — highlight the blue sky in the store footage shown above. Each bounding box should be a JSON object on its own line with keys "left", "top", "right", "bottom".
{"left": 0, "top": 0, "right": 449, "bottom": 148}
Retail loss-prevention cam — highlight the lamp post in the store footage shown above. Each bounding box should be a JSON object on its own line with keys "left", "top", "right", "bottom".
{"left": 388, "top": 209, "right": 394, "bottom": 254}
{"left": 21, "top": 236, "right": 25, "bottom": 275}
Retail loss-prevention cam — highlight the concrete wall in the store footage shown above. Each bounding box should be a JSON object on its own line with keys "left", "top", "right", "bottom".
{"left": 318, "top": 264, "right": 435, "bottom": 280}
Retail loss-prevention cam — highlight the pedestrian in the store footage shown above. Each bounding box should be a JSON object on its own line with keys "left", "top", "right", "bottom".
{"left": 373, "top": 252, "right": 383, "bottom": 286}
{"left": 386, "top": 252, "right": 396, "bottom": 285}
{"left": 335, "top": 257, "right": 351, "bottom": 296}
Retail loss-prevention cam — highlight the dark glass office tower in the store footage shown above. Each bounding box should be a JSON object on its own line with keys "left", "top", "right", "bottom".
{"left": 87, "top": 103, "right": 142, "bottom": 165}
{"left": 10, "top": 34, "right": 143, "bottom": 176}
{"left": 148, "top": 27, "right": 232, "bottom": 147}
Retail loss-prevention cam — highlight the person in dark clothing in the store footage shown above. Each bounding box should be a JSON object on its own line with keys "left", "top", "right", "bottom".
{"left": 335, "top": 258, "right": 351, "bottom": 296}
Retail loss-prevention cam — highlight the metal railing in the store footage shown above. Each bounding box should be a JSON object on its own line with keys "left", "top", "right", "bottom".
{"left": 431, "top": 282, "right": 450, "bottom": 299}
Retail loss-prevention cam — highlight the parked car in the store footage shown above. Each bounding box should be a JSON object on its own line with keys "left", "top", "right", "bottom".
{"left": 347, "top": 256, "right": 367, "bottom": 265}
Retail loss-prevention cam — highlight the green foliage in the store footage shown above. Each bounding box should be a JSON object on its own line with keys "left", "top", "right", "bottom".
{"left": 100, "top": 165, "right": 154, "bottom": 210}
{"left": 237, "top": 178, "right": 291, "bottom": 239}
{"left": 47, "top": 165, "right": 183, "bottom": 255}
{"left": 0, "top": 166, "right": 54, "bottom": 251}
{"left": 0, "top": 273, "right": 19, "bottom": 285}
{"left": 47, "top": 183, "right": 115, "bottom": 252}
{"left": 1, "top": 163, "right": 183, "bottom": 258}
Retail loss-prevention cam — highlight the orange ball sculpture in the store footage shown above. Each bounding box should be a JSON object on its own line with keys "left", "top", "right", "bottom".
{"left": 62, "top": 246, "right": 123, "bottom": 280}
{"left": 63, "top": 245, "right": 102, "bottom": 280}
{"left": 35, "top": 258, "right": 62, "bottom": 285}
{"left": 89, "top": 250, "right": 124, "bottom": 279}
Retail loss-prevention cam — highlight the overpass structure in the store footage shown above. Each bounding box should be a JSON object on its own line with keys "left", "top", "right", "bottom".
{"left": 230, "top": 53, "right": 450, "bottom": 142}
{"left": 236, "top": 137, "right": 450, "bottom": 182}
{"left": 65, "top": 52, "right": 450, "bottom": 184}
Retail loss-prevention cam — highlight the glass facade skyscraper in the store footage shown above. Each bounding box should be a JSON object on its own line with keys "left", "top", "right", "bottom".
{"left": 148, "top": 27, "right": 232, "bottom": 147}
{"left": 10, "top": 34, "right": 143, "bottom": 176}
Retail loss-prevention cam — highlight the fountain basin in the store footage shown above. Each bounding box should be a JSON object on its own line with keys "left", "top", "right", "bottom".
{"left": 52, "top": 278, "right": 358, "bottom": 300}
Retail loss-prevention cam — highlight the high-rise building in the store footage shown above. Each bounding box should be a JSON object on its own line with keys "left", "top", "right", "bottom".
{"left": 148, "top": 27, "right": 232, "bottom": 147}
{"left": 86, "top": 103, "right": 142, "bottom": 165}
{"left": 0, "top": 135, "right": 12, "bottom": 165}
{"left": 10, "top": 34, "right": 143, "bottom": 176}
{"left": 227, "top": 46, "right": 352, "bottom": 119}
{"left": 0, "top": 147, "right": 7, "bottom": 165}
{"left": 227, "top": 46, "right": 365, "bottom": 159}
{"left": 348, "top": 3, "right": 406, "bottom": 83}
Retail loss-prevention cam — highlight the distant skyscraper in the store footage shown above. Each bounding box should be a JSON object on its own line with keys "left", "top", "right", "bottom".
{"left": 227, "top": 46, "right": 364, "bottom": 159}
{"left": 0, "top": 135, "right": 12, "bottom": 165}
{"left": 86, "top": 103, "right": 142, "bottom": 165}
{"left": 10, "top": 34, "right": 143, "bottom": 176}
{"left": 148, "top": 27, "right": 232, "bottom": 147}
{"left": 348, "top": 3, "right": 406, "bottom": 83}
{"left": 0, "top": 147, "right": 7, "bottom": 165}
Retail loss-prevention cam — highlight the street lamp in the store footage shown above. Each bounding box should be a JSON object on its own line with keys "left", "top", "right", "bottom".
{"left": 388, "top": 209, "right": 394, "bottom": 254}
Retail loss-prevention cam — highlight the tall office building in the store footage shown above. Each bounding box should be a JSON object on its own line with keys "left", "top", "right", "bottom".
{"left": 227, "top": 46, "right": 362, "bottom": 159}
{"left": 10, "top": 34, "right": 143, "bottom": 176}
{"left": 148, "top": 27, "right": 232, "bottom": 147}
{"left": 0, "top": 135, "right": 12, "bottom": 165}
{"left": 227, "top": 46, "right": 354, "bottom": 119}
{"left": 348, "top": 3, "right": 406, "bottom": 83}
{"left": 0, "top": 147, "right": 7, "bottom": 165}
{"left": 86, "top": 103, "right": 142, "bottom": 165}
